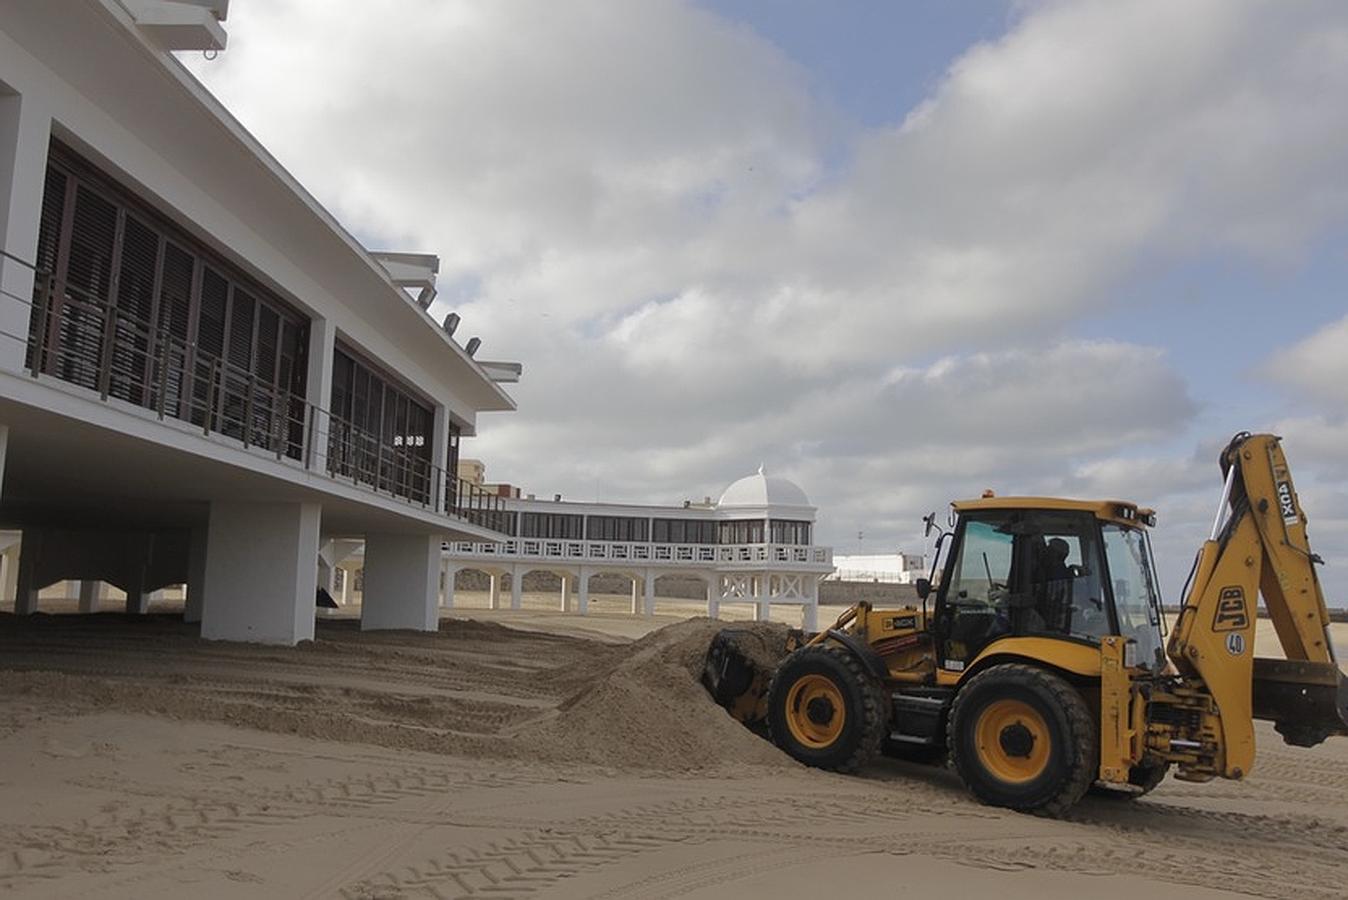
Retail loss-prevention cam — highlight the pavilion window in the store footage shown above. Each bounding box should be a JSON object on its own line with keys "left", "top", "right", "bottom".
{"left": 30, "top": 141, "right": 309, "bottom": 456}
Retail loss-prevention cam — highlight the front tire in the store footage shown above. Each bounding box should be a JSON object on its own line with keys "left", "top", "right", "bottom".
{"left": 948, "top": 664, "right": 1097, "bottom": 816}
{"left": 767, "top": 644, "right": 887, "bottom": 773}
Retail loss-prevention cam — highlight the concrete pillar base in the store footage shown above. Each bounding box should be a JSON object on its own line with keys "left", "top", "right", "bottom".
{"left": 361, "top": 533, "right": 440, "bottom": 632}
{"left": 200, "top": 502, "right": 321, "bottom": 645}
{"left": 78, "top": 580, "right": 103, "bottom": 613}
{"left": 441, "top": 564, "right": 456, "bottom": 609}
{"left": 14, "top": 529, "right": 41, "bottom": 615}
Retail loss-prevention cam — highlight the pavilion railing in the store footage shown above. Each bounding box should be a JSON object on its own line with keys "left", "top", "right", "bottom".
{"left": 0, "top": 257, "right": 501, "bottom": 531}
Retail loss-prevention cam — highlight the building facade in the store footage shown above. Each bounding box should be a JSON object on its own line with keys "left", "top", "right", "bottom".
{"left": 828, "top": 551, "right": 928, "bottom": 584}
{"left": 443, "top": 467, "right": 834, "bottom": 629}
{"left": 0, "top": 1, "right": 518, "bottom": 643}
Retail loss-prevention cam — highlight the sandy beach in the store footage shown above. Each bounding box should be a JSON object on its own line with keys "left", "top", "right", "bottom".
{"left": 1, "top": 603, "right": 1346, "bottom": 899}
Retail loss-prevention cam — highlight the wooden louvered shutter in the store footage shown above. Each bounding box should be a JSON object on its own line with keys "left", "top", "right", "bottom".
{"left": 156, "top": 242, "right": 195, "bottom": 419}
{"left": 109, "top": 214, "right": 161, "bottom": 404}
{"left": 57, "top": 183, "right": 118, "bottom": 389}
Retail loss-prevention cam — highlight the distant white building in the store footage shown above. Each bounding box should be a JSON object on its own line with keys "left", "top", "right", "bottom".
{"left": 442, "top": 466, "right": 834, "bottom": 629}
{"left": 829, "top": 551, "right": 927, "bottom": 584}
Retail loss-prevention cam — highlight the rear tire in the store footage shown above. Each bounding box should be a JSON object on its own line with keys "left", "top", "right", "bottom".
{"left": 948, "top": 664, "right": 1097, "bottom": 816}
{"left": 767, "top": 644, "right": 887, "bottom": 773}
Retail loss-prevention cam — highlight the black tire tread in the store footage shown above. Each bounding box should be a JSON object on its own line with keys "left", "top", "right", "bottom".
{"left": 766, "top": 643, "right": 888, "bottom": 774}
{"left": 947, "top": 663, "right": 1096, "bottom": 817}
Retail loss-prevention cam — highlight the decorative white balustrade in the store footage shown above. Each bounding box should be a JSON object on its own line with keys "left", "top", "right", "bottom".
{"left": 445, "top": 539, "right": 832, "bottom": 570}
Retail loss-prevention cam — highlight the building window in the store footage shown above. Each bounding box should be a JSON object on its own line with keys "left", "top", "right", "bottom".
{"left": 329, "top": 343, "right": 441, "bottom": 504}
{"left": 30, "top": 142, "right": 309, "bottom": 456}
{"left": 651, "top": 518, "right": 716, "bottom": 544}
{"left": 585, "top": 515, "right": 650, "bottom": 542}
{"left": 718, "top": 519, "right": 765, "bottom": 545}
{"left": 770, "top": 519, "right": 812, "bottom": 545}
{"left": 518, "top": 512, "right": 584, "bottom": 539}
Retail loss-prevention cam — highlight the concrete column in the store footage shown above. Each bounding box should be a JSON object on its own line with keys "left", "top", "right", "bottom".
{"left": 804, "top": 577, "right": 819, "bottom": 632}
{"left": 0, "top": 92, "right": 50, "bottom": 374}
{"left": 643, "top": 570, "right": 656, "bottom": 617}
{"left": 510, "top": 565, "right": 523, "bottom": 610}
{"left": 339, "top": 565, "right": 351, "bottom": 605}
{"left": 559, "top": 574, "right": 570, "bottom": 612}
{"left": 431, "top": 402, "right": 451, "bottom": 514}
{"left": 14, "top": 528, "right": 40, "bottom": 615}
{"left": 706, "top": 579, "right": 718, "bottom": 619}
{"left": 303, "top": 317, "right": 334, "bottom": 473}
{"left": 184, "top": 524, "right": 208, "bottom": 623}
{"left": 126, "top": 587, "right": 155, "bottom": 615}
{"left": 442, "top": 564, "right": 456, "bottom": 609}
{"left": 629, "top": 577, "right": 639, "bottom": 615}
{"left": 755, "top": 576, "right": 770, "bottom": 622}
{"left": 77, "top": 580, "right": 103, "bottom": 613}
{"left": 61, "top": 580, "right": 78, "bottom": 601}
{"left": 0, "top": 549, "right": 11, "bottom": 610}
{"left": 360, "top": 532, "right": 440, "bottom": 632}
{"left": 0, "top": 426, "right": 8, "bottom": 505}
{"left": 488, "top": 572, "right": 501, "bottom": 610}
{"left": 200, "top": 502, "right": 321, "bottom": 644}
{"left": 577, "top": 567, "right": 590, "bottom": 615}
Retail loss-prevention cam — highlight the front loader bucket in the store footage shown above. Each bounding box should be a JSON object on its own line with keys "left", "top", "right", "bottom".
{"left": 702, "top": 628, "right": 797, "bottom": 725}
{"left": 1252, "top": 658, "right": 1348, "bottom": 748}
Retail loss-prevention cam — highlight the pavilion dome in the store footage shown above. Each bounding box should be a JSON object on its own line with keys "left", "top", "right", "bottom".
{"left": 717, "top": 465, "right": 810, "bottom": 508}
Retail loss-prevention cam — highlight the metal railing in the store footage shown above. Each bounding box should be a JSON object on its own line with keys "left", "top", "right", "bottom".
{"left": 445, "top": 538, "right": 833, "bottom": 568}
{"left": 1, "top": 253, "right": 502, "bottom": 531}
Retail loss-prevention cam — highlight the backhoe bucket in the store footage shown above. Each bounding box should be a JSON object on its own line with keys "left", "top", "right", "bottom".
{"left": 1251, "top": 658, "right": 1348, "bottom": 748}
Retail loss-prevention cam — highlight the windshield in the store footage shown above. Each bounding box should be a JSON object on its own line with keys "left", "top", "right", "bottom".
{"left": 1101, "top": 523, "right": 1166, "bottom": 670}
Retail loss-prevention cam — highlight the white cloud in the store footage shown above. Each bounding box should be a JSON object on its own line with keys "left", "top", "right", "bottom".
{"left": 1263, "top": 315, "right": 1348, "bottom": 410}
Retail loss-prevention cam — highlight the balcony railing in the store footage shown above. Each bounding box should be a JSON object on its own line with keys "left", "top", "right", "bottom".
{"left": 1, "top": 258, "right": 502, "bottom": 532}
{"left": 446, "top": 538, "right": 833, "bottom": 568}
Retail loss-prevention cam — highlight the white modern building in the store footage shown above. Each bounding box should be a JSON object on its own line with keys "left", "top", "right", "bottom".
{"left": 828, "top": 551, "right": 928, "bottom": 584}
{"left": 0, "top": 2, "right": 519, "bottom": 644}
{"left": 442, "top": 467, "right": 834, "bottom": 629}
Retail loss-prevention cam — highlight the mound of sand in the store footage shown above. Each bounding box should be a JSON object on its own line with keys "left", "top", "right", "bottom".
{"left": 520, "top": 618, "right": 796, "bottom": 772}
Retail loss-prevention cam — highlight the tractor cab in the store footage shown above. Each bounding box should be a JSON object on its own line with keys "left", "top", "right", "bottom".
{"left": 923, "top": 498, "right": 1166, "bottom": 675}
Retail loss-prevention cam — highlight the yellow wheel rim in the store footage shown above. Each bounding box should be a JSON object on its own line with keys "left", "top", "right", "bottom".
{"left": 784, "top": 673, "right": 846, "bottom": 749}
{"left": 974, "top": 699, "right": 1050, "bottom": 783}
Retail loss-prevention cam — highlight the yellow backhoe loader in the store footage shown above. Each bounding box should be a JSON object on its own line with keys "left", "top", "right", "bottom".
{"left": 703, "top": 432, "right": 1348, "bottom": 815}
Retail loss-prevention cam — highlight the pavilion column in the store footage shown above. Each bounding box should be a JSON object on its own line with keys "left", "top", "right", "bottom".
{"left": 754, "top": 574, "right": 770, "bottom": 622}
{"left": 77, "top": 580, "right": 103, "bottom": 613}
{"left": 559, "top": 573, "right": 570, "bottom": 612}
{"left": 577, "top": 566, "right": 590, "bottom": 615}
{"left": 441, "top": 563, "right": 456, "bottom": 609}
{"left": 488, "top": 572, "right": 502, "bottom": 610}
{"left": 629, "top": 577, "right": 639, "bottom": 615}
{"left": 510, "top": 564, "right": 523, "bottom": 610}
{"left": 184, "top": 524, "right": 208, "bottom": 623}
{"left": 200, "top": 502, "right": 321, "bottom": 644}
{"left": 360, "top": 532, "right": 440, "bottom": 632}
{"left": 14, "top": 527, "right": 40, "bottom": 615}
{"left": 642, "top": 570, "right": 656, "bottom": 617}
{"left": 706, "top": 578, "right": 719, "bottom": 619}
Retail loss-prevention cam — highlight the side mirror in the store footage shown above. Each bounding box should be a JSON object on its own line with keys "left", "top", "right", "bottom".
{"left": 915, "top": 578, "right": 931, "bottom": 600}
{"left": 923, "top": 512, "right": 937, "bottom": 537}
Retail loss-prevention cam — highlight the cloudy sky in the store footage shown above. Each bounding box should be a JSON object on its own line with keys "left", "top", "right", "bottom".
{"left": 186, "top": 0, "right": 1348, "bottom": 603}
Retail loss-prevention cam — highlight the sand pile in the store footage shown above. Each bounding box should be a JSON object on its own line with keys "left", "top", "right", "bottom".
{"left": 520, "top": 617, "right": 796, "bottom": 772}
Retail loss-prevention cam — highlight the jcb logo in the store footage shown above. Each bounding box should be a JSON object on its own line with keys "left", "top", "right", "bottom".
{"left": 1213, "top": 587, "right": 1249, "bottom": 633}
{"left": 1277, "top": 480, "right": 1298, "bottom": 525}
